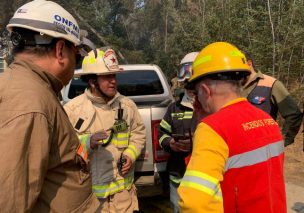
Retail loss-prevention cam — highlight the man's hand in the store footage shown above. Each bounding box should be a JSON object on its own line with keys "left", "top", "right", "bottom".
{"left": 169, "top": 138, "right": 191, "bottom": 152}
{"left": 120, "top": 155, "right": 132, "bottom": 176}
{"left": 90, "top": 130, "right": 108, "bottom": 149}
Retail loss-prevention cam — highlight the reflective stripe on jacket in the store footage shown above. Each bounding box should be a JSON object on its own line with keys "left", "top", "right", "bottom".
{"left": 178, "top": 98, "right": 286, "bottom": 213}
{"left": 64, "top": 89, "right": 146, "bottom": 198}
{"left": 158, "top": 92, "right": 197, "bottom": 181}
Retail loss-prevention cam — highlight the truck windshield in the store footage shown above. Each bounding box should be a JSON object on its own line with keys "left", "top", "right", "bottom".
{"left": 68, "top": 70, "right": 164, "bottom": 99}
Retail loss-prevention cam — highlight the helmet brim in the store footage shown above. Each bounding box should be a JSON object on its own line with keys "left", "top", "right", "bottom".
{"left": 185, "top": 70, "right": 250, "bottom": 89}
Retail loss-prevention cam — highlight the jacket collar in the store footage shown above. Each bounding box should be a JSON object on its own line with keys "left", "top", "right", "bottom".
{"left": 244, "top": 70, "right": 264, "bottom": 89}
{"left": 12, "top": 58, "right": 64, "bottom": 95}
{"left": 85, "top": 88, "right": 121, "bottom": 106}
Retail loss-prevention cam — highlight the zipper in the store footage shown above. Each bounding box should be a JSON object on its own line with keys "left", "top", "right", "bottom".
{"left": 234, "top": 187, "right": 238, "bottom": 213}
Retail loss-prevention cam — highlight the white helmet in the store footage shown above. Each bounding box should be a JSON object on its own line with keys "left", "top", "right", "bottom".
{"left": 7, "top": 0, "right": 93, "bottom": 51}
{"left": 75, "top": 48, "right": 123, "bottom": 77}
{"left": 177, "top": 52, "right": 199, "bottom": 82}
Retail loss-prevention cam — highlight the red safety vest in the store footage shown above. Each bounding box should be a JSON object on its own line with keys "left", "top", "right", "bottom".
{"left": 204, "top": 100, "right": 286, "bottom": 213}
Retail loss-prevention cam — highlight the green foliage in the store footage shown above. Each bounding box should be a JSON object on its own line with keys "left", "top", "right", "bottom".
{"left": 1, "top": 0, "right": 303, "bottom": 103}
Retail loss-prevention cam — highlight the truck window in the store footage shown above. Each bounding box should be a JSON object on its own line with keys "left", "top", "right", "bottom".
{"left": 68, "top": 78, "right": 87, "bottom": 99}
{"left": 117, "top": 70, "right": 164, "bottom": 96}
{"left": 68, "top": 70, "right": 164, "bottom": 99}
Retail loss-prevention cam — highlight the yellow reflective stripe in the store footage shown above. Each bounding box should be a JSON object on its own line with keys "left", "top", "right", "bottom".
{"left": 171, "top": 112, "right": 184, "bottom": 117}
{"left": 180, "top": 170, "right": 222, "bottom": 201}
{"left": 170, "top": 175, "right": 182, "bottom": 183}
{"left": 78, "top": 134, "right": 90, "bottom": 151}
{"left": 98, "top": 50, "right": 105, "bottom": 57}
{"left": 116, "top": 132, "right": 129, "bottom": 139}
{"left": 112, "top": 132, "right": 129, "bottom": 146}
{"left": 193, "top": 55, "right": 212, "bottom": 69}
{"left": 82, "top": 57, "right": 87, "bottom": 65}
{"left": 93, "top": 175, "right": 133, "bottom": 198}
{"left": 89, "top": 57, "right": 96, "bottom": 64}
{"left": 184, "top": 111, "right": 193, "bottom": 115}
{"left": 230, "top": 50, "right": 244, "bottom": 57}
{"left": 180, "top": 180, "right": 222, "bottom": 201}
{"left": 112, "top": 140, "right": 128, "bottom": 146}
{"left": 124, "top": 144, "right": 139, "bottom": 160}
{"left": 185, "top": 170, "right": 218, "bottom": 184}
{"left": 159, "top": 134, "right": 170, "bottom": 147}
{"left": 183, "top": 111, "right": 193, "bottom": 119}
{"left": 172, "top": 112, "right": 193, "bottom": 120}
{"left": 160, "top": 119, "right": 172, "bottom": 133}
{"left": 77, "top": 134, "right": 90, "bottom": 161}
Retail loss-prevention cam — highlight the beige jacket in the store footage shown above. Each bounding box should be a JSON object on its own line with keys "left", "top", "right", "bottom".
{"left": 64, "top": 89, "right": 146, "bottom": 198}
{"left": 0, "top": 59, "right": 99, "bottom": 212}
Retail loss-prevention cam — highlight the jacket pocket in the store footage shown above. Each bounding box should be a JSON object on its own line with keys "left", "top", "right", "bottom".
{"left": 71, "top": 192, "right": 100, "bottom": 213}
{"left": 92, "top": 144, "right": 119, "bottom": 184}
{"left": 75, "top": 154, "right": 91, "bottom": 184}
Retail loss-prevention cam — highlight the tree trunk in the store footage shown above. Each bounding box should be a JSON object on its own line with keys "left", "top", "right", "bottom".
{"left": 267, "top": 0, "right": 276, "bottom": 76}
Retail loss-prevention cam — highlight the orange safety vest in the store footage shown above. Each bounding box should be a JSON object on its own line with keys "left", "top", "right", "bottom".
{"left": 203, "top": 100, "right": 286, "bottom": 213}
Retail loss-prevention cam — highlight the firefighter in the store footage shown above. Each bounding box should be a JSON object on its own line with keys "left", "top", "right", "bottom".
{"left": 159, "top": 52, "right": 199, "bottom": 213}
{"left": 171, "top": 53, "right": 200, "bottom": 101}
{"left": 178, "top": 42, "right": 286, "bottom": 213}
{"left": 242, "top": 51, "right": 303, "bottom": 147}
{"left": 64, "top": 48, "right": 146, "bottom": 213}
{"left": 0, "top": 0, "right": 99, "bottom": 212}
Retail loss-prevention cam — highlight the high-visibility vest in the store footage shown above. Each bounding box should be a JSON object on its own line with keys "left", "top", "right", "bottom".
{"left": 203, "top": 100, "right": 286, "bottom": 213}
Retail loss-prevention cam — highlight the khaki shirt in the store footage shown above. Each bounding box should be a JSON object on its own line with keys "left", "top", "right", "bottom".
{"left": 0, "top": 59, "right": 99, "bottom": 212}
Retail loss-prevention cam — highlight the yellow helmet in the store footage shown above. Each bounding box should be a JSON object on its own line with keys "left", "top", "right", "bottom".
{"left": 188, "top": 42, "right": 250, "bottom": 86}
{"left": 75, "top": 48, "right": 122, "bottom": 77}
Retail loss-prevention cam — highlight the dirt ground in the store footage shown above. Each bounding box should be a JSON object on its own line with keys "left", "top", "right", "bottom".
{"left": 284, "top": 125, "right": 304, "bottom": 187}
{"left": 284, "top": 126, "right": 304, "bottom": 188}
{"left": 284, "top": 125, "right": 304, "bottom": 212}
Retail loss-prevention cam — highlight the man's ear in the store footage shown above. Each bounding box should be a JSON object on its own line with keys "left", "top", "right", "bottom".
{"left": 88, "top": 78, "right": 96, "bottom": 88}
{"left": 55, "top": 40, "right": 65, "bottom": 63}
{"left": 201, "top": 83, "right": 212, "bottom": 97}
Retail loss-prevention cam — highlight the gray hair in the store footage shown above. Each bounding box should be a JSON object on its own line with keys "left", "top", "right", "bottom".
{"left": 199, "top": 78, "right": 242, "bottom": 95}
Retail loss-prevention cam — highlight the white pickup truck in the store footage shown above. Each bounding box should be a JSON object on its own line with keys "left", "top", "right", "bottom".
{"left": 61, "top": 64, "right": 174, "bottom": 196}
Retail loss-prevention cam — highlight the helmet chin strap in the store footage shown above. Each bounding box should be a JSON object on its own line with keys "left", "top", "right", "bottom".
{"left": 93, "top": 80, "right": 114, "bottom": 101}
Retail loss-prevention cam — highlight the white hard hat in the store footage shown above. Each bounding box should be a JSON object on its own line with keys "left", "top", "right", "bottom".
{"left": 76, "top": 48, "right": 123, "bottom": 77}
{"left": 177, "top": 52, "right": 199, "bottom": 82}
{"left": 180, "top": 52, "right": 199, "bottom": 65}
{"left": 7, "top": 0, "right": 85, "bottom": 47}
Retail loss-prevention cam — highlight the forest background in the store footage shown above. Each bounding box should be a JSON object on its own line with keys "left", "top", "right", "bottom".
{"left": 0, "top": 0, "right": 303, "bottom": 106}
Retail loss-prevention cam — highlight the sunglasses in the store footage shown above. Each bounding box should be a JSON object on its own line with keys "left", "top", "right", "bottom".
{"left": 64, "top": 41, "right": 84, "bottom": 65}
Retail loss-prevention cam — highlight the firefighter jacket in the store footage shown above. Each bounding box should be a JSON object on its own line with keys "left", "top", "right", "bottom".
{"left": 0, "top": 59, "right": 100, "bottom": 212}
{"left": 242, "top": 71, "right": 303, "bottom": 146}
{"left": 64, "top": 89, "right": 146, "bottom": 198}
{"left": 159, "top": 92, "right": 197, "bottom": 183}
{"left": 178, "top": 98, "right": 286, "bottom": 213}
